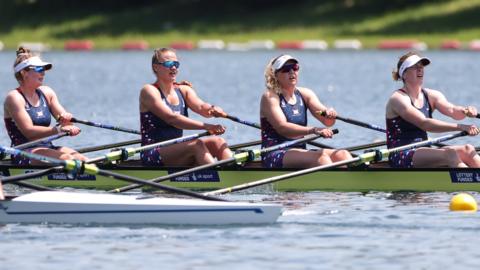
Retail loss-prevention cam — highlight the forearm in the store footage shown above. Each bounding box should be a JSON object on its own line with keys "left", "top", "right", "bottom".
{"left": 420, "top": 118, "right": 463, "bottom": 133}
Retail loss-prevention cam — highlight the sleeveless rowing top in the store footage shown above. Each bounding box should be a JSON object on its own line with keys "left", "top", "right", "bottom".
{"left": 261, "top": 89, "right": 308, "bottom": 150}
{"left": 140, "top": 86, "right": 188, "bottom": 146}
{"left": 386, "top": 88, "right": 432, "bottom": 149}
{"left": 4, "top": 88, "right": 52, "bottom": 147}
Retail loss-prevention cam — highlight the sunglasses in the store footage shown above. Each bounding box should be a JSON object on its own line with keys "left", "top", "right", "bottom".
{"left": 155, "top": 60, "right": 180, "bottom": 69}
{"left": 28, "top": 66, "right": 46, "bottom": 73}
{"left": 277, "top": 63, "right": 300, "bottom": 73}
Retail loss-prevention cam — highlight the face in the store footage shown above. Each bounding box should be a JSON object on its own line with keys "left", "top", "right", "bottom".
{"left": 276, "top": 60, "right": 299, "bottom": 87}
{"left": 153, "top": 50, "right": 179, "bottom": 81}
{"left": 21, "top": 65, "right": 46, "bottom": 87}
{"left": 403, "top": 62, "right": 425, "bottom": 84}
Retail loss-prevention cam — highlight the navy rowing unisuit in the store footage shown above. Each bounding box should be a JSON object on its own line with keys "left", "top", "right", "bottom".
{"left": 4, "top": 89, "right": 55, "bottom": 165}
{"left": 261, "top": 89, "right": 308, "bottom": 168}
{"left": 386, "top": 88, "right": 432, "bottom": 168}
{"left": 140, "top": 85, "right": 188, "bottom": 166}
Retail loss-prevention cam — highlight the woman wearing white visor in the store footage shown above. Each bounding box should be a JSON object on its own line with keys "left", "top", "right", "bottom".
{"left": 3, "top": 46, "right": 86, "bottom": 165}
{"left": 260, "top": 54, "right": 352, "bottom": 168}
{"left": 386, "top": 51, "right": 480, "bottom": 168}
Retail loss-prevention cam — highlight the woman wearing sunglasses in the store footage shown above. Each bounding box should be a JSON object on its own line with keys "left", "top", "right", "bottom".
{"left": 139, "top": 48, "right": 232, "bottom": 166}
{"left": 260, "top": 54, "right": 352, "bottom": 168}
{"left": 386, "top": 51, "right": 480, "bottom": 168}
{"left": 3, "top": 47, "right": 86, "bottom": 165}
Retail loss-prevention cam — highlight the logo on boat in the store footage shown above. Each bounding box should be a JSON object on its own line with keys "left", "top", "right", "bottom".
{"left": 167, "top": 170, "right": 220, "bottom": 182}
{"left": 450, "top": 171, "right": 480, "bottom": 183}
{"left": 47, "top": 172, "right": 97, "bottom": 181}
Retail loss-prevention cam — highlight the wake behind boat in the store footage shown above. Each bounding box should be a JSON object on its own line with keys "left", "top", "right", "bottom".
{"left": 0, "top": 191, "right": 282, "bottom": 225}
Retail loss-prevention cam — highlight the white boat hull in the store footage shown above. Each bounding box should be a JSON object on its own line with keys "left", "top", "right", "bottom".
{"left": 0, "top": 192, "right": 282, "bottom": 225}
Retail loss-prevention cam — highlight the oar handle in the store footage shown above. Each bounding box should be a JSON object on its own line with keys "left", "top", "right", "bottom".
{"left": 224, "top": 114, "right": 261, "bottom": 129}
{"left": 318, "top": 111, "right": 386, "bottom": 133}
{"left": 14, "top": 132, "right": 69, "bottom": 150}
{"left": 476, "top": 113, "right": 480, "bottom": 119}
{"left": 71, "top": 117, "right": 141, "bottom": 135}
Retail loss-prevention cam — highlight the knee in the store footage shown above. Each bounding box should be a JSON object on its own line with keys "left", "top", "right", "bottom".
{"left": 338, "top": 150, "right": 352, "bottom": 160}
{"left": 443, "top": 148, "right": 460, "bottom": 163}
{"left": 194, "top": 139, "right": 209, "bottom": 151}
{"left": 464, "top": 144, "right": 476, "bottom": 154}
{"left": 59, "top": 153, "right": 75, "bottom": 160}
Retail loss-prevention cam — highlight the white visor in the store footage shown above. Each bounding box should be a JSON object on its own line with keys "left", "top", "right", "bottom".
{"left": 399, "top": 55, "right": 430, "bottom": 79}
{"left": 14, "top": 56, "right": 52, "bottom": 73}
{"left": 272, "top": 54, "right": 298, "bottom": 71}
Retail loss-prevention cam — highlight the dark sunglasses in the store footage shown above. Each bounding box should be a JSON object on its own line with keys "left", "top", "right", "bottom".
{"left": 28, "top": 66, "right": 46, "bottom": 73}
{"left": 155, "top": 60, "right": 180, "bottom": 69}
{"left": 277, "top": 63, "right": 300, "bottom": 73}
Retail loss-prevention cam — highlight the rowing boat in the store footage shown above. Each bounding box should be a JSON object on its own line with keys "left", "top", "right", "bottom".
{"left": 0, "top": 191, "right": 281, "bottom": 225}
{"left": 2, "top": 161, "right": 480, "bottom": 192}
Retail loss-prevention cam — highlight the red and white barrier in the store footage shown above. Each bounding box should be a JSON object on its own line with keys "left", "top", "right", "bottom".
{"left": 378, "top": 40, "right": 427, "bottom": 51}
{"left": 334, "top": 39, "right": 362, "bottom": 50}
{"left": 64, "top": 40, "right": 94, "bottom": 51}
{"left": 122, "top": 40, "right": 149, "bottom": 51}
{"left": 440, "top": 40, "right": 462, "bottom": 50}
{"left": 197, "top": 40, "right": 225, "bottom": 50}
{"left": 469, "top": 40, "right": 480, "bottom": 51}
{"left": 277, "top": 41, "right": 304, "bottom": 50}
{"left": 170, "top": 41, "right": 195, "bottom": 50}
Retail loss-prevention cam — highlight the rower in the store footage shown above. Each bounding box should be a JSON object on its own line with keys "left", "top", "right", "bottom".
{"left": 0, "top": 181, "right": 4, "bottom": 200}
{"left": 259, "top": 54, "right": 352, "bottom": 168}
{"left": 386, "top": 51, "right": 480, "bottom": 168}
{"left": 3, "top": 47, "right": 86, "bottom": 165}
{"left": 139, "top": 48, "right": 232, "bottom": 166}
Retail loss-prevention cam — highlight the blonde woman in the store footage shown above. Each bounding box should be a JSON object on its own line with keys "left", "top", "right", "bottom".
{"left": 260, "top": 54, "right": 352, "bottom": 168}
{"left": 3, "top": 47, "right": 85, "bottom": 165}
{"left": 139, "top": 48, "right": 232, "bottom": 166}
{"left": 386, "top": 51, "right": 480, "bottom": 168}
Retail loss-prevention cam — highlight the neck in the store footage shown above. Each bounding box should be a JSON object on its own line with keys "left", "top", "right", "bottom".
{"left": 154, "top": 79, "right": 174, "bottom": 93}
{"left": 18, "top": 83, "right": 37, "bottom": 95}
{"left": 280, "top": 85, "right": 295, "bottom": 97}
{"left": 403, "top": 82, "right": 421, "bottom": 95}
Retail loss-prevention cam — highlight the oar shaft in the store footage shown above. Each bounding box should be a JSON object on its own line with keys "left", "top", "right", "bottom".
{"left": 111, "top": 130, "right": 335, "bottom": 193}
{"left": 205, "top": 131, "right": 467, "bottom": 196}
{"left": 77, "top": 139, "right": 142, "bottom": 153}
{"left": 1, "top": 166, "right": 63, "bottom": 184}
{"left": 476, "top": 113, "right": 480, "bottom": 119}
{"left": 97, "top": 169, "right": 226, "bottom": 201}
{"left": 71, "top": 118, "right": 141, "bottom": 135}
{"left": 14, "top": 181, "right": 54, "bottom": 191}
{"left": 15, "top": 132, "right": 69, "bottom": 150}
{"left": 224, "top": 115, "right": 261, "bottom": 129}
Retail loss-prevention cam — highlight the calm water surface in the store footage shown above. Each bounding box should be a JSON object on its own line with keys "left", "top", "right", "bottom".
{"left": 0, "top": 50, "right": 480, "bottom": 269}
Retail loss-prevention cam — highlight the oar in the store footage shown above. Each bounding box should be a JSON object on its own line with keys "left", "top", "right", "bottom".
{"left": 77, "top": 138, "right": 142, "bottom": 153}
{"left": 476, "top": 113, "right": 480, "bottom": 119}
{"left": 204, "top": 131, "right": 468, "bottom": 196}
{"left": 229, "top": 140, "right": 262, "bottom": 151}
{"left": 86, "top": 131, "right": 211, "bottom": 164}
{"left": 70, "top": 117, "right": 140, "bottom": 135}
{"left": 109, "top": 129, "right": 339, "bottom": 193}
{"left": 14, "top": 132, "right": 69, "bottom": 150}
{"left": 0, "top": 146, "right": 226, "bottom": 202}
{"left": 221, "top": 113, "right": 335, "bottom": 149}
{"left": 1, "top": 133, "right": 209, "bottom": 185}
{"left": 344, "top": 140, "right": 386, "bottom": 152}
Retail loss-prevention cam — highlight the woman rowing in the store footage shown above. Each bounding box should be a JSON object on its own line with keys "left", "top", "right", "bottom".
{"left": 386, "top": 51, "right": 480, "bottom": 168}
{"left": 3, "top": 47, "right": 86, "bottom": 165}
{"left": 139, "top": 48, "right": 232, "bottom": 166}
{"left": 260, "top": 54, "right": 352, "bottom": 168}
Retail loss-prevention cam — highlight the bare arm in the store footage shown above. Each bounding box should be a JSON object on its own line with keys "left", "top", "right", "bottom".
{"left": 140, "top": 84, "right": 220, "bottom": 131}
{"left": 428, "top": 89, "right": 477, "bottom": 120}
{"left": 178, "top": 85, "right": 218, "bottom": 118}
{"left": 388, "top": 91, "right": 470, "bottom": 133}
{"left": 4, "top": 91, "right": 58, "bottom": 140}
{"left": 260, "top": 90, "right": 333, "bottom": 138}
{"left": 298, "top": 87, "right": 336, "bottom": 127}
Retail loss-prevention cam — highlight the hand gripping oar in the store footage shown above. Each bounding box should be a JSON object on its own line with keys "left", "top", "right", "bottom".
{"left": 109, "top": 129, "right": 339, "bottom": 193}
{"left": 70, "top": 117, "right": 140, "bottom": 135}
{"left": 14, "top": 132, "right": 70, "bottom": 151}
{"left": 204, "top": 131, "right": 468, "bottom": 196}
{"left": 86, "top": 131, "right": 211, "bottom": 164}
{"left": 476, "top": 113, "right": 480, "bottom": 119}
{"left": 0, "top": 146, "right": 226, "bottom": 202}
{"left": 0, "top": 132, "right": 210, "bottom": 185}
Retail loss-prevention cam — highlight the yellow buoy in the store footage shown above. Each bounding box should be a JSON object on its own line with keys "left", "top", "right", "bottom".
{"left": 449, "top": 193, "right": 478, "bottom": 211}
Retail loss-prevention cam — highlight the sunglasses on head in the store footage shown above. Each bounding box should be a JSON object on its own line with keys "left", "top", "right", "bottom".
{"left": 277, "top": 63, "right": 299, "bottom": 73}
{"left": 28, "top": 66, "right": 46, "bottom": 73}
{"left": 155, "top": 60, "right": 180, "bottom": 69}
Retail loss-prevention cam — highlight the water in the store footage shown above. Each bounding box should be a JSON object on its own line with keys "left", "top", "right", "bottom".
{"left": 0, "top": 50, "right": 480, "bottom": 269}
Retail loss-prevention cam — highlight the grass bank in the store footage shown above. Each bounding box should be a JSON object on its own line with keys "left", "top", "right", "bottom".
{"left": 1, "top": 0, "right": 480, "bottom": 49}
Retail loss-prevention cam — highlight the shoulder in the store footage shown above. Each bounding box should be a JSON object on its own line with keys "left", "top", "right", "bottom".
{"left": 423, "top": 88, "right": 443, "bottom": 98}
{"left": 37, "top": 85, "right": 55, "bottom": 98}
{"left": 4, "top": 89, "right": 24, "bottom": 105}
{"left": 296, "top": 87, "right": 315, "bottom": 98}
{"left": 261, "top": 90, "right": 279, "bottom": 101}
{"left": 140, "top": 84, "right": 159, "bottom": 96}
{"left": 176, "top": 84, "right": 194, "bottom": 96}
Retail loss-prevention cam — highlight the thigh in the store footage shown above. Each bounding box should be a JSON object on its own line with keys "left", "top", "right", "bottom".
{"left": 412, "top": 147, "right": 451, "bottom": 168}
{"left": 156, "top": 140, "right": 198, "bottom": 166}
{"left": 282, "top": 148, "right": 323, "bottom": 168}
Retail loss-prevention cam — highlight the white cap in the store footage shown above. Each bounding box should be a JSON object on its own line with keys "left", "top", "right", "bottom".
{"left": 272, "top": 54, "right": 298, "bottom": 71}
{"left": 14, "top": 56, "right": 52, "bottom": 73}
{"left": 399, "top": 54, "right": 430, "bottom": 79}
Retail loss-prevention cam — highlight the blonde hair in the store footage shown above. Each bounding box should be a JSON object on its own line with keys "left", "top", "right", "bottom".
{"left": 151, "top": 47, "right": 176, "bottom": 73}
{"left": 392, "top": 51, "right": 420, "bottom": 81}
{"left": 264, "top": 57, "right": 282, "bottom": 95}
{"left": 14, "top": 46, "right": 34, "bottom": 83}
